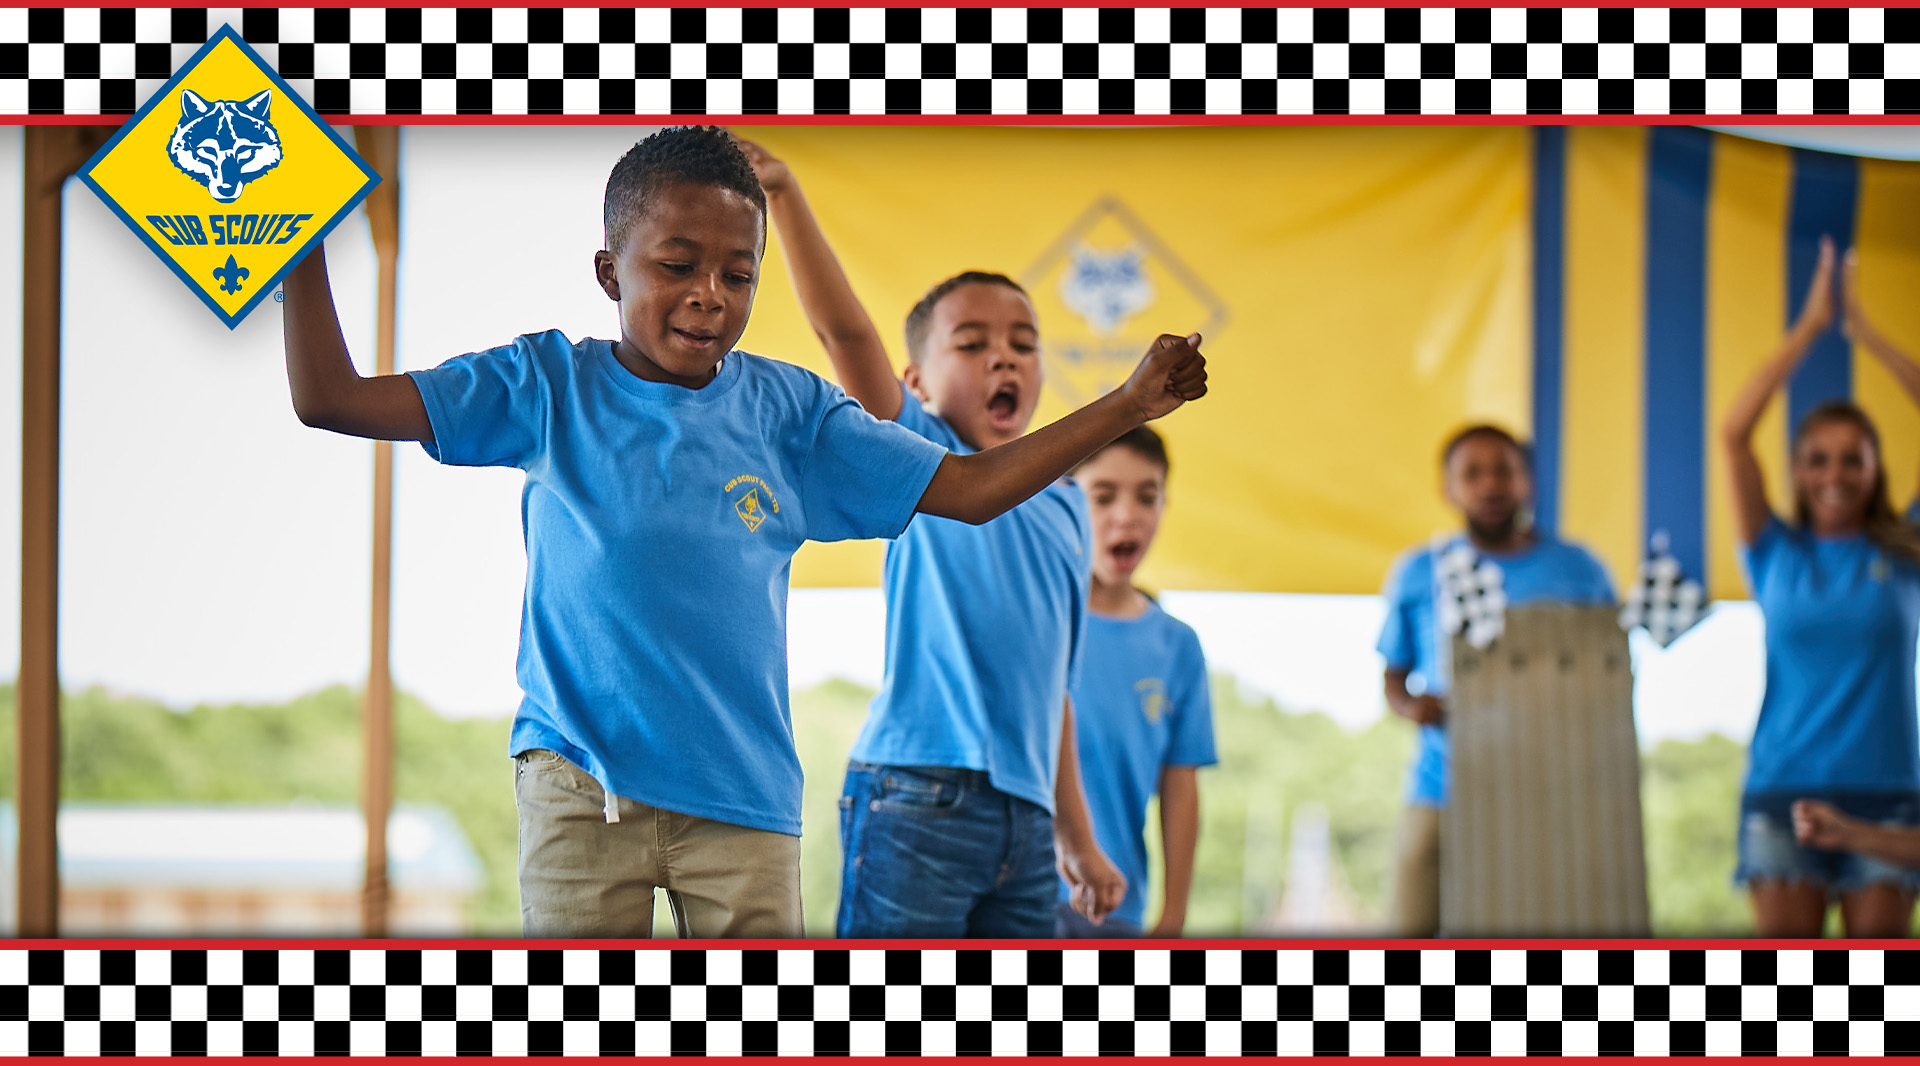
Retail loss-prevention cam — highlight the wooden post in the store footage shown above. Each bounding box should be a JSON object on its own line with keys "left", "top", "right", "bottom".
{"left": 353, "top": 125, "right": 400, "bottom": 939}
{"left": 20, "top": 125, "right": 113, "bottom": 939}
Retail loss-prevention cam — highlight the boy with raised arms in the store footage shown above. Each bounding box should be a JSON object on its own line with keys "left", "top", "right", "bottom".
{"left": 281, "top": 127, "right": 1207, "bottom": 937}
{"left": 747, "top": 138, "right": 1191, "bottom": 936}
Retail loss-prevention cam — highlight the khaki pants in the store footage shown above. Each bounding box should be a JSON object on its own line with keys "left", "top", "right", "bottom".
{"left": 514, "top": 749, "right": 802, "bottom": 938}
{"left": 1390, "top": 804, "right": 1442, "bottom": 938}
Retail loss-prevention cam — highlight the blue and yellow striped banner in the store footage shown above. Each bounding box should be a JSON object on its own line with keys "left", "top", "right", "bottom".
{"left": 1550, "top": 128, "right": 1920, "bottom": 601}
{"left": 731, "top": 126, "right": 1920, "bottom": 598}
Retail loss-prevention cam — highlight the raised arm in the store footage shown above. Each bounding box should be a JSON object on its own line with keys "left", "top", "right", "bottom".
{"left": 741, "top": 139, "right": 903, "bottom": 420}
{"left": 1844, "top": 249, "right": 1920, "bottom": 504}
{"left": 917, "top": 333, "right": 1208, "bottom": 524}
{"left": 1718, "top": 236, "right": 1834, "bottom": 545}
{"left": 282, "top": 244, "right": 434, "bottom": 442}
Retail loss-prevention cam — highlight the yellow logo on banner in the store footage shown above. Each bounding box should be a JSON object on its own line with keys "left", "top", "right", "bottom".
{"left": 78, "top": 25, "right": 378, "bottom": 329}
{"left": 1022, "top": 198, "right": 1228, "bottom": 408}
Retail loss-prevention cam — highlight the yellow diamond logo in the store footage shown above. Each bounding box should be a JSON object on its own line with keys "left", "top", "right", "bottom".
{"left": 735, "top": 489, "right": 768, "bottom": 532}
{"left": 78, "top": 25, "right": 378, "bottom": 329}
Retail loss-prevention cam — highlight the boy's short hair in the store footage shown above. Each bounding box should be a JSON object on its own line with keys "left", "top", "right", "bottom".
{"left": 1441, "top": 424, "right": 1531, "bottom": 473}
{"left": 903, "top": 271, "right": 1031, "bottom": 363}
{"left": 603, "top": 126, "right": 768, "bottom": 253}
{"left": 1078, "top": 425, "right": 1171, "bottom": 478}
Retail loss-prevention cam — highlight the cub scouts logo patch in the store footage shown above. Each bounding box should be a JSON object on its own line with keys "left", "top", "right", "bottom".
{"left": 77, "top": 25, "right": 378, "bottom": 329}
{"left": 1135, "top": 678, "right": 1169, "bottom": 724}
{"left": 724, "top": 475, "right": 781, "bottom": 533}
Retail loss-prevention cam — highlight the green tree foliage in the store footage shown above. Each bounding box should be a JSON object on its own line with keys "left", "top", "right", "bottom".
{"left": 0, "top": 682, "right": 520, "bottom": 933}
{"left": 0, "top": 678, "right": 1770, "bottom": 937}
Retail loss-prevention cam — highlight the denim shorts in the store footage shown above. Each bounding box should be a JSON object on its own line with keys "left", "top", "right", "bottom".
{"left": 1734, "top": 794, "right": 1920, "bottom": 897}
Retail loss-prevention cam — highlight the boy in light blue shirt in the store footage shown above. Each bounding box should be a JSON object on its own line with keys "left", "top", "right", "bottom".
{"left": 281, "top": 127, "right": 1208, "bottom": 938}
{"left": 1054, "top": 427, "right": 1217, "bottom": 939}
{"left": 750, "top": 140, "right": 1187, "bottom": 936}
{"left": 1376, "top": 425, "right": 1614, "bottom": 937}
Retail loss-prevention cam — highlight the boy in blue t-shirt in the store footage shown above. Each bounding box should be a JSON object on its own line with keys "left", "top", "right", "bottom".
{"left": 748, "top": 140, "right": 1168, "bottom": 936}
{"left": 1376, "top": 425, "right": 1614, "bottom": 937}
{"left": 280, "top": 127, "right": 1208, "bottom": 938}
{"left": 1053, "top": 427, "right": 1217, "bottom": 939}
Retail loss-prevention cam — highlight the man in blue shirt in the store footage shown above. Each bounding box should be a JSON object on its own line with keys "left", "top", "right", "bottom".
{"left": 1377, "top": 425, "right": 1615, "bottom": 937}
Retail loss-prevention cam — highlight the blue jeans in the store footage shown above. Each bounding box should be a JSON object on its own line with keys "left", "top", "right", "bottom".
{"left": 836, "top": 762, "right": 1058, "bottom": 938}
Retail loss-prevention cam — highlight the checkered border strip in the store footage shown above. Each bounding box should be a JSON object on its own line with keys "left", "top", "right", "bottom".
{"left": 1, "top": 7, "right": 1916, "bottom": 117}
{"left": 0, "top": 946, "right": 1916, "bottom": 1055}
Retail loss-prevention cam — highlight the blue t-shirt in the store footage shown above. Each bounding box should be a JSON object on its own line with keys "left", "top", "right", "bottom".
{"left": 1376, "top": 533, "right": 1616, "bottom": 807}
{"left": 408, "top": 332, "right": 948, "bottom": 836}
{"left": 849, "top": 386, "right": 1091, "bottom": 814}
{"left": 1056, "top": 599, "right": 1217, "bottom": 929}
{"left": 1740, "top": 515, "right": 1920, "bottom": 801}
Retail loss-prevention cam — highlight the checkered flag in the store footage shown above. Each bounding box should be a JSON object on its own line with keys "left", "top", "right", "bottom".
{"left": 1618, "top": 531, "right": 1705, "bottom": 647}
{"left": 1435, "top": 542, "right": 1506, "bottom": 651}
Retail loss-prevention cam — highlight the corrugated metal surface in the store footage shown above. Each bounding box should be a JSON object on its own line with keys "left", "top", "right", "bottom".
{"left": 1443, "top": 605, "right": 1650, "bottom": 936}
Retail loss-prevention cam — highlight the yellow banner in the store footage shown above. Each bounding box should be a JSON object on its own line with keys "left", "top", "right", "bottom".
{"left": 734, "top": 125, "right": 1533, "bottom": 593}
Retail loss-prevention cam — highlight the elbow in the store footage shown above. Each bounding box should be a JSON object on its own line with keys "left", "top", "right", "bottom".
{"left": 925, "top": 456, "right": 1000, "bottom": 526}
{"left": 291, "top": 393, "right": 337, "bottom": 431}
{"left": 291, "top": 397, "right": 322, "bottom": 429}
{"left": 957, "top": 508, "right": 995, "bottom": 527}
{"left": 935, "top": 500, "right": 995, "bottom": 526}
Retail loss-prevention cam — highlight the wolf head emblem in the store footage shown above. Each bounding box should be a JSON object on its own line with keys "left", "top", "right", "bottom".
{"left": 168, "top": 89, "right": 283, "bottom": 204}
{"left": 1060, "top": 243, "right": 1154, "bottom": 335}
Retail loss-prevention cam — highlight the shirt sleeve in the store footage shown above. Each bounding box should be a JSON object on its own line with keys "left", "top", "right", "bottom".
{"left": 1164, "top": 627, "right": 1218, "bottom": 768}
{"left": 405, "top": 337, "right": 547, "bottom": 468}
{"left": 1738, "top": 515, "right": 1790, "bottom": 595}
{"left": 801, "top": 385, "right": 949, "bottom": 543}
{"left": 893, "top": 383, "right": 964, "bottom": 451}
{"left": 1376, "top": 552, "right": 1421, "bottom": 672}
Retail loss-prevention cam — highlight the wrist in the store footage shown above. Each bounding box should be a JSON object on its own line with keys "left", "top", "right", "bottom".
{"left": 1054, "top": 823, "right": 1094, "bottom": 856}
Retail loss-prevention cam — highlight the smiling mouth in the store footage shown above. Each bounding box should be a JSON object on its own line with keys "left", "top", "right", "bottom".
{"left": 675, "top": 328, "right": 719, "bottom": 347}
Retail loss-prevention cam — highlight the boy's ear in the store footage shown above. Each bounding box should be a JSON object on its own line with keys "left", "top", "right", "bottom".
{"left": 593, "top": 250, "right": 619, "bottom": 301}
{"left": 901, "top": 362, "right": 932, "bottom": 405}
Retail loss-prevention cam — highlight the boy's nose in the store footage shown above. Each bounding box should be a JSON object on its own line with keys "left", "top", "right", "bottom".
{"left": 688, "top": 275, "right": 723, "bottom": 307}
